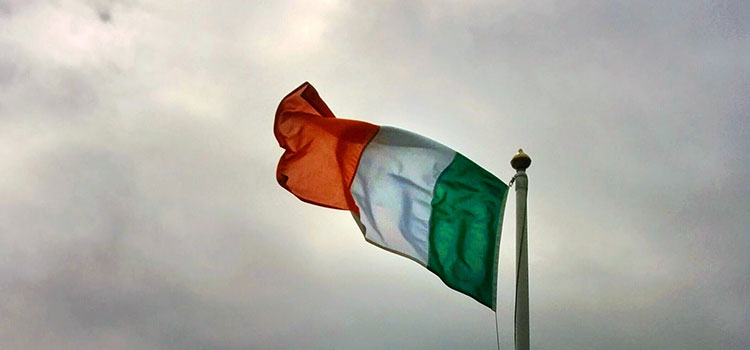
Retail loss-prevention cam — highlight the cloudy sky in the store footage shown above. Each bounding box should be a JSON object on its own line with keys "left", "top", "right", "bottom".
{"left": 1, "top": 0, "right": 748, "bottom": 349}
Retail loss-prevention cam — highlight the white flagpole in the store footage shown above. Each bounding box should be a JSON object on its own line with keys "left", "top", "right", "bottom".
{"left": 511, "top": 149, "right": 531, "bottom": 350}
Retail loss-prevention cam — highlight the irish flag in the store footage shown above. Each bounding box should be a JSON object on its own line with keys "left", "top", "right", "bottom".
{"left": 274, "top": 82, "right": 508, "bottom": 309}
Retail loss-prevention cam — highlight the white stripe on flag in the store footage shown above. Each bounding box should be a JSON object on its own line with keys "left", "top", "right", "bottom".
{"left": 350, "top": 126, "right": 455, "bottom": 264}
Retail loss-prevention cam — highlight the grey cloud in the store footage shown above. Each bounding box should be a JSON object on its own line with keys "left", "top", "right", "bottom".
{"left": 1, "top": 0, "right": 748, "bottom": 349}
{"left": 0, "top": 58, "right": 19, "bottom": 86}
{"left": 84, "top": 0, "right": 126, "bottom": 22}
{"left": 0, "top": 0, "right": 37, "bottom": 17}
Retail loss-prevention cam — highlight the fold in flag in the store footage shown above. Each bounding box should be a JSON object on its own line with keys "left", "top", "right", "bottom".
{"left": 274, "top": 82, "right": 508, "bottom": 310}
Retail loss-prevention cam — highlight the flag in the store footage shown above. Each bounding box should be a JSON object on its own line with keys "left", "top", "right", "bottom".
{"left": 274, "top": 82, "right": 508, "bottom": 309}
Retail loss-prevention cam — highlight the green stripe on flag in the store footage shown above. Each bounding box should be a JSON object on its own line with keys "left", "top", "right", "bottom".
{"left": 427, "top": 153, "right": 508, "bottom": 309}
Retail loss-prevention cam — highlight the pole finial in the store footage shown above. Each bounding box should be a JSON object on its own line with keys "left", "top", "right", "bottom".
{"left": 511, "top": 148, "right": 531, "bottom": 171}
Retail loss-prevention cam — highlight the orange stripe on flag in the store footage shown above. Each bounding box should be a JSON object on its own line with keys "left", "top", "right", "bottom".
{"left": 274, "top": 82, "right": 379, "bottom": 215}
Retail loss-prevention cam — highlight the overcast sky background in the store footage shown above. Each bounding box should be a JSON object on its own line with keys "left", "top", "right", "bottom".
{"left": 1, "top": 0, "right": 748, "bottom": 349}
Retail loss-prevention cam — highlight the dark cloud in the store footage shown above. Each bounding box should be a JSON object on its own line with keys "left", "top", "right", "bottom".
{"left": 86, "top": 0, "right": 119, "bottom": 22}
{"left": 97, "top": 8, "right": 111, "bottom": 22}
{"left": 0, "top": 0, "right": 748, "bottom": 349}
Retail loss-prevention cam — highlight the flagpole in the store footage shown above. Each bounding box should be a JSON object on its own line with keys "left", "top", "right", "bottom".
{"left": 511, "top": 149, "right": 531, "bottom": 350}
